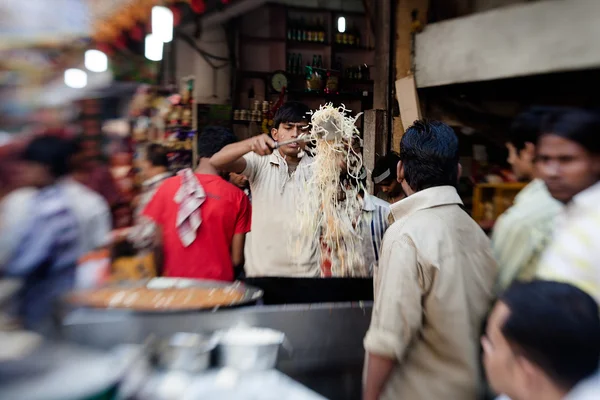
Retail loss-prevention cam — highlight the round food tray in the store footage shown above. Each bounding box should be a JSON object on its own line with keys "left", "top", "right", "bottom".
{"left": 63, "top": 278, "right": 263, "bottom": 313}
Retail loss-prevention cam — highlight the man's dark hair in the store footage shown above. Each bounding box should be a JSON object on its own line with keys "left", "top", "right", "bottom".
{"left": 510, "top": 107, "right": 565, "bottom": 151}
{"left": 197, "top": 126, "right": 238, "bottom": 159}
{"left": 145, "top": 143, "right": 169, "bottom": 168}
{"left": 540, "top": 108, "right": 600, "bottom": 155}
{"left": 273, "top": 101, "right": 310, "bottom": 129}
{"left": 22, "top": 135, "right": 72, "bottom": 178}
{"left": 399, "top": 120, "right": 459, "bottom": 192}
{"left": 500, "top": 280, "right": 600, "bottom": 391}
{"left": 372, "top": 152, "right": 401, "bottom": 185}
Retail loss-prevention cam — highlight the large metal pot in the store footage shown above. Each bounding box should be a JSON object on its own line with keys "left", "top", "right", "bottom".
{"left": 216, "top": 327, "right": 289, "bottom": 371}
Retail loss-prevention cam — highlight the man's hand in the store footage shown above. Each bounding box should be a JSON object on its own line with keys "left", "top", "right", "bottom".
{"left": 249, "top": 134, "right": 276, "bottom": 156}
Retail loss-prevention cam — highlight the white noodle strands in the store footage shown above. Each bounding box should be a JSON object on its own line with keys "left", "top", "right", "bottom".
{"left": 294, "top": 104, "right": 367, "bottom": 277}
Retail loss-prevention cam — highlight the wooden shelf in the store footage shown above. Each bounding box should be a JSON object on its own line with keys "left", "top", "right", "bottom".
{"left": 332, "top": 44, "right": 375, "bottom": 53}
{"left": 241, "top": 35, "right": 286, "bottom": 43}
{"left": 238, "top": 70, "right": 272, "bottom": 79}
{"left": 287, "top": 89, "right": 371, "bottom": 101}
{"left": 472, "top": 182, "right": 528, "bottom": 224}
{"left": 338, "top": 77, "right": 374, "bottom": 85}
{"left": 232, "top": 120, "right": 261, "bottom": 125}
{"left": 286, "top": 40, "right": 330, "bottom": 49}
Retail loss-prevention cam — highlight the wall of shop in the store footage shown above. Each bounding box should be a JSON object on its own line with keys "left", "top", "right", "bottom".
{"left": 175, "top": 25, "right": 231, "bottom": 105}
{"left": 415, "top": 0, "right": 600, "bottom": 88}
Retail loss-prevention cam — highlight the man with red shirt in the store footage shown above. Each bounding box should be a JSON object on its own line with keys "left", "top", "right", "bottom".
{"left": 143, "top": 127, "right": 251, "bottom": 281}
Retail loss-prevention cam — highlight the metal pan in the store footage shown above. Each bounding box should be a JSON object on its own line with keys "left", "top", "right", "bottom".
{"left": 62, "top": 278, "right": 263, "bottom": 314}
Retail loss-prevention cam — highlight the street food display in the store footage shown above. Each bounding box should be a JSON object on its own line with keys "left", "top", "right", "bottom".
{"left": 67, "top": 286, "right": 245, "bottom": 311}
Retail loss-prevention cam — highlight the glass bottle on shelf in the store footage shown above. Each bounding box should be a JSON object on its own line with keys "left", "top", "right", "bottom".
{"left": 311, "top": 55, "right": 318, "bottom": 68}
{"left": 347, "top": 22, "right": 355, "bottom": 46}
{"left": 300, "top": 17, "right": 307, "bottom": 42}
{"left": 317, "top": 55, "right": 323, "bottom": 69}
{"left": 336, "top": 31, "right": 343, "bottom": 45}
{"left": 318, "top": 18, "right": 325, "bottom": 43}
{"left": 355, "top": 25, "right": 361, "bottom": 47}
{"left": 287, "top": 19, "right": 294, "bottom": 41}
{"left": 308, "top": 18, "right": 316, "bottom": 42}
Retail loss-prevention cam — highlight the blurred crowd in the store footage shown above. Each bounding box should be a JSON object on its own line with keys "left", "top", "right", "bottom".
{"left": 1, "top": 103, "right": 600, "bottom": 400}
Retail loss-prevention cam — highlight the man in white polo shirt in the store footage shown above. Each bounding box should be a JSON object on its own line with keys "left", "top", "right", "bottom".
{"left": 211, "top": 102, "right": 319, "bottom": 277}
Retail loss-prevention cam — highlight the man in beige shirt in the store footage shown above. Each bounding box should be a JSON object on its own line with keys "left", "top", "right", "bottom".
{"left": 211, "top": 102, "right": 319, "bottom": 277}
{"left": 363, "top": 120, "right": 497, "bottom": 400}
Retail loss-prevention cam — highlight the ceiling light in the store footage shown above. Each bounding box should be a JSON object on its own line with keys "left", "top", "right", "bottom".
{"left": 152, "top": 6, "right": 173, "bottom": 43}
{"left": 145, "top": 34, "right": 163, "bottom": 61}
{"left": 64, "top": 68, "right": 87, "bottom": 88}
{"left": 337, "top": 17, "right": 346, "bottom": 33}
{"left": 84, "top": 49, "right": 108, "bottom": 72}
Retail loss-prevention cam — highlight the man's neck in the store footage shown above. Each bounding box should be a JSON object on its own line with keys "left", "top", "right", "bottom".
{"left": 148, "top": 168, "right": 169, "bottom": 179}
{"left": 513, "top": 383, "right": 568, "bottom": 400}
{"left": 277, "top": 150, "right": 300, "bottom": 165}
{"left": 195, "top": 158, "right": 219, "bottom": 175}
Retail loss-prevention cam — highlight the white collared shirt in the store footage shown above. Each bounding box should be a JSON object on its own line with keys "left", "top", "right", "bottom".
{"left": 491, "top": 179, "right": 562, "bottom": 291}
{"left": 242, "top": 151, "right": 319, "bottom": 277}
{"left": 537, "top": 181, "right": 600, "bottom": 302}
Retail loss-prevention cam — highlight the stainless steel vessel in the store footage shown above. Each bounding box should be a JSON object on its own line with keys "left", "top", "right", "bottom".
{"left": 216, "top": 327, "right": 287, "bottom": 371}
{"left": 157, "top": 332, "right": 217, "bottom": 373}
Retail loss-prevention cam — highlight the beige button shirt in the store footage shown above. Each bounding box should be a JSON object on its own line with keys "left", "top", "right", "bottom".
{"left": 242, "top": 151, "right": 319, "bottom": 277}
{"left": 364, "top": 185, "right": 497, "bottom": 400}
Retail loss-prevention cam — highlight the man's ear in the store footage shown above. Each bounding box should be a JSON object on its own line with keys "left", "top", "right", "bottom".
{"left": 524, "top": 142, "right": 536, "bottom": 159}
{"left": 516, "top": 356, "right": 543, "bottom": 393}
{"left": 458, "top": 163, "right": 463, "bottom": 182}
{"left": 271, "top": 128, "right": 279, "bottom": 141}
{"left": 397, "top": 160, "right": 404, "bottom": 183}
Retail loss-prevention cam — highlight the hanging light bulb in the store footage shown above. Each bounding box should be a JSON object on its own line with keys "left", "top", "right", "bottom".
{"left": 64, "top": 68, "right": 87, "bottom": 89}
{"left": 152, "top": 6, "right": 173, "bottom": 43}
{"left": 337, "top": 16, "right": 346, "bottom": 33}
{"left": 84, "top": 49, "right": 108, "bottom": 73}
{"left": 145, "top": 34, "right": 163, "bottom": 61}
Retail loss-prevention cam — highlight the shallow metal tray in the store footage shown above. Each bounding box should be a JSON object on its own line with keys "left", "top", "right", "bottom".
{"left": 62, "top": 278, "right": 263, "bottom": 314}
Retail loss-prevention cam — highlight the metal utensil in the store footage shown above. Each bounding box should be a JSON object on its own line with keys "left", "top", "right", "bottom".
{"left": 273, "top": 136, "right": 310, "bottom": 149}
{"left": 273, "top": 116, "right": 342, "bottom": 149}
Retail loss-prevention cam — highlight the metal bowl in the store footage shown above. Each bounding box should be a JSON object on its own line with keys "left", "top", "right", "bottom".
{"left": 157, "top": 332, "right": 217, "bottom": 373}
{"left": 62, "top": 278, "right": 264, "bottom": 314}
{"left": 215, "top": 327, "right": 288, "bottom": 371}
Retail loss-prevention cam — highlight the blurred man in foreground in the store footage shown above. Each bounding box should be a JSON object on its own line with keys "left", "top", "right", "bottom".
{"left": 0, "top": 137, "right": 80, "bottom": 332}
{"left": 535, "top": 109, "right": 600, "bottom": 302}
{"left": 491, "top": 108, "right": 562, "bottom": 291}
{"left": 363, "top": 120, "right": 497, "bottom": 400}
{"left": 483, "top": 280, "right": 600, "bottom": 400}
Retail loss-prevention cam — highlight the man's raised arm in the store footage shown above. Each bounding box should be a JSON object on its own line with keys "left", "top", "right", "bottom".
{"left": 210, "top": 134, "right": 275, "bottom": 173}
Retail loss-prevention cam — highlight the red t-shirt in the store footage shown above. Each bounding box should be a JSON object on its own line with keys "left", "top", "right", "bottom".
{"left": 143, "top": 174, "right": 251, "bottom": 281}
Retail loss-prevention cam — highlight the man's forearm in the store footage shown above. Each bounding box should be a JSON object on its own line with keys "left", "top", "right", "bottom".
{"left": 364, "top": 352, "right": 395, "bottom": 400}
{"left": 210, "top": 140, "right": 252, "bottom": 173}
